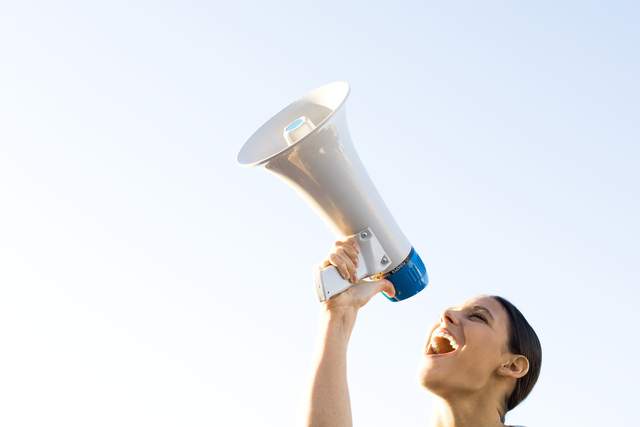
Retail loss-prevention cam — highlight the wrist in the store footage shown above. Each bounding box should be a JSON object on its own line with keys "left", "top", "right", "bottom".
{"left": 319, "top": 305, "right": 358, "bottom": 342}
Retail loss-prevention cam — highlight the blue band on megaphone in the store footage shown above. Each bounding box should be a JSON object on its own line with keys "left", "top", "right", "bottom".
{"left": 376, "top": 247, "right": 428, "bottom": 302}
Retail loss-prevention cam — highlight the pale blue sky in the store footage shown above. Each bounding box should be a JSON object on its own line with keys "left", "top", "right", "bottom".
{"left": 1, "top": 1, "right": 639, "bottom": 426}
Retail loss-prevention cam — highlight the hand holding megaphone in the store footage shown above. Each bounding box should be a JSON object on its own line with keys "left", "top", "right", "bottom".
{"left": 317, "top": 238, "right": 397, "bottom": 304}
{"left": 237, "top": 82, "right": 428, "bottom": 302}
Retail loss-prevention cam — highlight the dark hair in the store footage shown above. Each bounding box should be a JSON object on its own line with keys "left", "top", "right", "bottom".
{"left": 490, "top": 296, "right": 542, "bottom": 416}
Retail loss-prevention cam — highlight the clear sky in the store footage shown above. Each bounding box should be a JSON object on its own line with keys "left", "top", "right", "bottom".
{"left": 1, "top": 1, "right": 638, "bottom": 426}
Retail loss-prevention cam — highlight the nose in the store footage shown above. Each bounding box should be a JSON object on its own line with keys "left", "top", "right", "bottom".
{"left": 439, "top": 308, "right": 458, "bottom": 326}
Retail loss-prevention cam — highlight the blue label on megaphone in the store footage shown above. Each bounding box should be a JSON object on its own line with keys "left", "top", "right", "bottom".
{"left": 375, "top": 247, "right": 428, "bottom": 302}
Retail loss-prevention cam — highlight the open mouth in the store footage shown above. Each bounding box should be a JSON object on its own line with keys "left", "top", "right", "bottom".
{"left": 426, "top": 330, "right": 459, "bottom": 355}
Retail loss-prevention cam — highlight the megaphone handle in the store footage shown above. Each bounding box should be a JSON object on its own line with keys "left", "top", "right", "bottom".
{"left": 313, "top": 228, "right": 388, "bottom": 302}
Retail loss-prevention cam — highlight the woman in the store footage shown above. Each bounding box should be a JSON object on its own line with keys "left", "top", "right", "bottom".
{"left": 301, "top": 239, "right": 541, "bottom": 427}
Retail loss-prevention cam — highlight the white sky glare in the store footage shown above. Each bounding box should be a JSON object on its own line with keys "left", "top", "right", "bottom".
{"left": 1, "top": 1, "right": 639, "bottom": 426}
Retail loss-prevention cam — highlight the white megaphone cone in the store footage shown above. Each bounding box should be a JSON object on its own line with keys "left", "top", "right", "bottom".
{"left": 237, "top": 82, "right": 428, "bottom": 302}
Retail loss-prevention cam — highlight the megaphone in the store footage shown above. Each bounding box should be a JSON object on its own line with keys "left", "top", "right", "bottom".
{"left": 237, "top": 82, "right": 428, "bottom": 302}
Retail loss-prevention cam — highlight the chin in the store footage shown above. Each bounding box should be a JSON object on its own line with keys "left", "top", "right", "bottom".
{"left": 415, "top": 355, "right": 459, "bottom": 395}
{"left": 415, "top": 357, "right": 438, "bottom": 390}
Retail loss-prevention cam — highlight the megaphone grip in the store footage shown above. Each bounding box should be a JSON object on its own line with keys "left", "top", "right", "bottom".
{"left": 313, "top": 228, "right": 387, "bottom": 301}
{"left": 313, "top": 265, "right": 352, "bottom": 302}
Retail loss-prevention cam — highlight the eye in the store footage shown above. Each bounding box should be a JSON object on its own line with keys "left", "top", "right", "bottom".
{"left": 469, "top": 312, "right": 487, "bottom": 323}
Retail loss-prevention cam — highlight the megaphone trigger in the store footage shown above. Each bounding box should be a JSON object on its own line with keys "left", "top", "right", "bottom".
{"left": 314, "top": 228, "right": 388, "bottom": 302}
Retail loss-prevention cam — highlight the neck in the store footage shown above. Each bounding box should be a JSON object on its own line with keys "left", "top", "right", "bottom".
{"left": 429, "top": 395, "right": 505, "bottom": 427}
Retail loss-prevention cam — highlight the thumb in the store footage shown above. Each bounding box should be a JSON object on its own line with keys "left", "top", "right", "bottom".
{"left": 374, "top": 279, "right": 395, "bottom": 299}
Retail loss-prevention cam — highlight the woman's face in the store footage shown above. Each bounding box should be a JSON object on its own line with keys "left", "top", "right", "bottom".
{"left": 416, "top": 296, "right": 513, "bottom": 397}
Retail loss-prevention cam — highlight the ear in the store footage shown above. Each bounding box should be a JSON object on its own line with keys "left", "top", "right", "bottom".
{"left": 497, "top": 355, "right": 529, "bottom": 379}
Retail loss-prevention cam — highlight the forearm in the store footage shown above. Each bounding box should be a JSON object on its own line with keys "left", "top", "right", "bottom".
{"left": 302, "top": 307, "right": 358, "bottom": 427}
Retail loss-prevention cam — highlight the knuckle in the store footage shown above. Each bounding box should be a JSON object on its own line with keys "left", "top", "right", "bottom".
{"left": 329, "top": 253, "right": 343, "bottom": 265}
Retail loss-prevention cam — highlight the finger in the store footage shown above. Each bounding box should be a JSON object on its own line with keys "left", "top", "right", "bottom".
{"left": 335, "top": 247, "right": 358, "bottom": 283}
{"left": 375, "top": 279, "right": 395, "bottom": 299}
{"left": 328, "top": 252, "right": 351, "bottom": 280}
{"left": 343, "top": 237, "right": 360, "bottom": 254}
{"left": 335, "top": 240, "right": 359, "bottom": 268}
{"left": 342, "top": 279, "right": 394, "bottom": 309}
{"left": 319, "top": 241, "right": 358, "bottom": 273}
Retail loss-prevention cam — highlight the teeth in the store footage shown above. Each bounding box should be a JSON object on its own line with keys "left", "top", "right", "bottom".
{"left": 429, "top": 329, "right": 459, "bottom": 353}
{"left": 432, "top": 342, "right": 440, "bottom": 354}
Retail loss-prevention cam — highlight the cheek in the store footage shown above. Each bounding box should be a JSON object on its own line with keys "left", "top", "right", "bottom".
{"left": 465, "top": 334, "right": 505, "bottom": 369}
{"left": 457, "top": 325, "right": 503, "bottom": 366}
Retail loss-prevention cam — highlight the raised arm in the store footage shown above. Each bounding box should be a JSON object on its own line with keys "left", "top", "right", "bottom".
{"left": 301, "top": 239, "right": 395, "bottom": 427}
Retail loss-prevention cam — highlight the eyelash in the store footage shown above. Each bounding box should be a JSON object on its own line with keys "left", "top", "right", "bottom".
{"left": 470, "top": 313, "right": 487, "bottom": 323}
